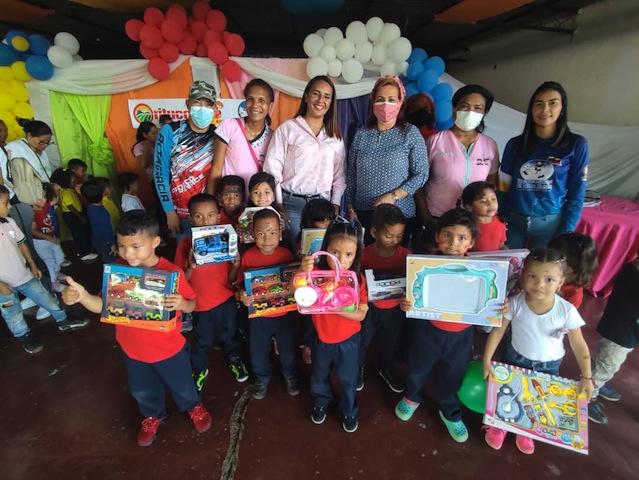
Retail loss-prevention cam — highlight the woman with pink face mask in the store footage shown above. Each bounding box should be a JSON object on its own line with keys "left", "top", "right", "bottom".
{"left": 345, "top": 76, "right": 429, "bottom": 246}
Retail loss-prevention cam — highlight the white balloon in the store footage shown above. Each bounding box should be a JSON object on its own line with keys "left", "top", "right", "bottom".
{"left": 54, "top": 32, "right": 80, "bottom": 55}
{"left": 47, "top": 45, "right": 74, "bottom": 68}
{"left": 380, "top": 23, "right": 401, "bottom": 44}
{"left": 323, "top": 27, "right": 343, "bottom": 46}
{"left": 342, "top": 59, "right": 364, "bottom": 83}
{"left": 303, "top": 33, "right": 324, "bottom": 58}
{"left": 354, "top": 41, "right": 373, "bottom": 63}
{"left": 335, "top": 38, "right": 355, "bottom": 61}
{"left": 398, "top": 60, "right": 409, "bottom": 75}
{"left": 319, "top": 45, "right": 336, "bottom": 62}
{"left": 73, "top": 54, "right": 84, "bottom": 62}
{"left": 371, "top": 43, "right": 386, "bottom": 66}
{"left": 345, "top": 21, "right": 367, "bottom": 44}
{"left": 316, "top": 28, "right": 327, "bottom": 38}
{"left": 366, "top": 17, "right": 384, "bottom": 43}
{"left": 327, "top": 59, "right": 342, "bottom": 78}
{"left": 387, "top": 37, "right": 412, "bottom": 63}
{"left": 306, "top": 57, "right": 328, "bottom": 78}
{"left": 380, "top": 62, "right": 397, "bottom": 76}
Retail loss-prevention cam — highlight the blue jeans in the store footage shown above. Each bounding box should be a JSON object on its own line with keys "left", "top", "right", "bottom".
{"left": 0, "top": 278, "right": 67, "bottom": 338}
{"left": 504, "top": 211, "right": 562, "bottom": 250}
{"left": 281, "top": 191, "right": 323, "bottom": 248}
{"left": 502, "top": 343, "right": 561, "bottom": 375}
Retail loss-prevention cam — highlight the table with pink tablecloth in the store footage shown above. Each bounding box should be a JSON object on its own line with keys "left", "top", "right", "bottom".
{"left": 576, "top": 195, "right": 639, "bottom": 297}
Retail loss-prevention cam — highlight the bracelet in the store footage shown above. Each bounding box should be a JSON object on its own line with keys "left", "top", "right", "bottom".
{"left": 393, "top": 191, "right": 400, "bottom": 202}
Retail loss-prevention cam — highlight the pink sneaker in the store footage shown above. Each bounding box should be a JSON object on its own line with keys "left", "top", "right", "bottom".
{"left": 516, "top": 434, "right": 535, "bottom": 454}
{"left": 484, "top": 426, "right": 507, "bottom": 450}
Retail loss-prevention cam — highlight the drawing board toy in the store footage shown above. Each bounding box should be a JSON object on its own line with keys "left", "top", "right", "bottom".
{"left": 237, "top": 207, "right": 285, "bottom": 244}
{"left": 101, "top": 264, "right": 178, "bottom": 332}
{"left": 300, "top": 228, "right": 327, "bottom": 256}
{"left": 293, "top": 251, "right": 359, "bottom": 314}
{"left": 192, "top": 224, "right": 237, "bottom": 265}
{"left": 406, "top": 255, "right": 509, "bottom": 326}
{"left": 484, "top": 362, "right": 588, "bottom": 455}
{"left": 469, "top": 249, "right": 529, "bottom": 294}
{"left": 365, "top": 269, "right": 405, "bottom": 302}
{"left": 243, "top": 262, "right": 300, "bottom": 318}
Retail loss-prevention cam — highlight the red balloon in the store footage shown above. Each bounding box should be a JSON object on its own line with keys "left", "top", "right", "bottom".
{"left": 140, "top": 25, "right": 164, "bottom": 49}
{"left": 206, "top": 10, "right": 227, "bottom": 32}
{"left": 125, "top": 19, "right": 145, "bottom": 42}
{"left": 207, "top": 42, "right": 228, "bottom": 65}
{"left": 203, "top": 30, "right": 222, "bottom": 47}
{"left": 190, "top": 20, "right": 207, "bottom": 41}
{"left": 221, "top": 59, "right": 242, "bottom": 83}
{"left": 192, "top": 1, "right": 212, "bottom": 21}
{"left": 178, "top": 32, "right": 196, "bottom": 55}
{"left": 195, "top": 43, "right": 207, "bottom": 58}
{"left": 166, "top": 4, "right": 188, "bottom": 29}
{"left": 143, "top": 7, "right": 164, "bottom": 27}
{"left": 160, "top": 19, "right": 184, "bottom": 44}
{"left": 139, "top": 45, "right": 158, "bottom": 59}
{"left": 224, "top": 33, "right": 245, "bottom": 56}
{"left": 159, "top": 43, "right": 180, "bottom": 63}
{"left": 148, "top": 58, "right": 170, "bottom": 80}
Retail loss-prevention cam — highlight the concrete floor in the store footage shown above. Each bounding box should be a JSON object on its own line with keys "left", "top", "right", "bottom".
{"left": 1, "top": 250, "right": 638, "bottom": 480}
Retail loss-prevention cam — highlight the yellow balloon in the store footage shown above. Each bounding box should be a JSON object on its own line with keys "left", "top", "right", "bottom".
{"left": 9, "top": 82, "right": 29, "bottom": 102}
{"left": 13, "top": 101, "right": 34, "bottom": 119}
{"left": 10, "top": 61, "right": 31, "bottom": 82}
{"left": 11, "top": 36, "right": 30, "bottom": 52}
{"left": 0, "top": 66, "right": 12, "bottom": 82}
{"left": 0, "top": 93, "right": 16, "bottom": 111}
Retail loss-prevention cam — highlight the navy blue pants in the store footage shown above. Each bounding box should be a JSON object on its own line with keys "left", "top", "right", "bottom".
{"left": 123, "top": 346, "right": 199, "bottom": 419}
{"left": 92, "top": 240, "right": 117, "bottom": 264}
{"left": 300, "top": 314, "right": 315, "bottom": 346}
{"left": 311, "top": 332, "right": 360, "bottom": 418}
{"left": 359, "top": 304, "right": 404, "bottom": 373}
{"left": 190, "top": 297, "right": 240, "bottom": 373}
{"left": 62, "top": 211, "right": 93, "bottom": 257}
{"left": 404, "top": 321, "right": 473, "bottom": 421}
{"left": 249, "top": 312, "right": 298, "bottom": 385}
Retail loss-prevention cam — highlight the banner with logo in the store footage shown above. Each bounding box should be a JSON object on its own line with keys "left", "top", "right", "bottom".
{"left": 128, "top": 98, "right": 246, "bottom": 128}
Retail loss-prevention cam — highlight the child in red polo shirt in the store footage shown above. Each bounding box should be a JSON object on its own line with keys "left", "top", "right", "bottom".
{"left": 61, "top": 210, "right": 211, "bottom": 447}
{"left": 461, "top": 181, "right": 506, "bottom": 252}
{"left": 237, "top": 208, "right": 300, "bottom": 399}
{"left": 174, "top": 193, "right": 248, "bottom": 390}
{"left": 358, "top": 204, "right": 410, "bottom": 394}
{"left": 217, "top": 175, "right": 245, "bottom": 229}
{"left": 395, "top": 208, "right": 478, "bottom": 443}
{"left": 300, "top": 220, "right": 368, "bottom": 434}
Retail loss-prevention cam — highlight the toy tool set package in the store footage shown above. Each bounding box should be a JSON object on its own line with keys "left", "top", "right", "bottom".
{"left": 192, "top": 224, "right": 237, "bottom": 265}
{"left": 243, "top": 262, "right": 300, "bottom": 318}
{"left": 469, "top": 249, "right": 529, "bottom": 294}
{"left": 101, "top": 264, "right": 178, "bottom": 332}
{"left": 300, "top": 228, "right": 326, "bottom": 256}
{"left": 364, "top": 269, "right": 405, "bottom": 302}
{"left": 237, "top": 207, "right": 285, "bottom": 244}
{"left": 405, "top": 255, "right": 509, "bottom": 327}
{"left": 484, "top": 362, "right": 589, "bottom": 455}
{"left": 293, "top": 251, "right": 359, "bottom": 315}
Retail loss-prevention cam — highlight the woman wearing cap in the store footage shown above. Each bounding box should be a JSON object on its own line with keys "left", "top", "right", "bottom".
{"left": 345, "top": 75, "right": 429, "bottom": 246}
{"left": 263, "top": 75, "right": 346, "bottom": 243}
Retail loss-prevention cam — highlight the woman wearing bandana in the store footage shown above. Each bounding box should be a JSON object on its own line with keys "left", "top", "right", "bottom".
{"left": 345, "top": 76, "right": 429, "bottom": 246}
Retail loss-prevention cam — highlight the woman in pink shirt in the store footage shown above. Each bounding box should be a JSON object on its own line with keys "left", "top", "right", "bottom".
{"left": 263, "top": 75, "right": 346, "bottom": 242}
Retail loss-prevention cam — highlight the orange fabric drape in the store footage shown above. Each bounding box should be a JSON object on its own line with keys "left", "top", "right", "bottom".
{"left": 435, "top": 0, "right": 533, "bottom": 24}
{"left": 105, "top": 61, "right": 192, "bottom": 205}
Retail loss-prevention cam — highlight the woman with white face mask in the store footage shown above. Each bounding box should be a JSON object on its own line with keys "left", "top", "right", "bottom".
{"left": 345, "top": 76, "right": 429, "bottom": 246}
{"left": 415, "top": 84, "right": 499, "bottom": 250}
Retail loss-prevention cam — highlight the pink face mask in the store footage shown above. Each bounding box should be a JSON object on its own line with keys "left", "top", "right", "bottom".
{"left": 373, "top": 101, "right": 402, "bottom": 123}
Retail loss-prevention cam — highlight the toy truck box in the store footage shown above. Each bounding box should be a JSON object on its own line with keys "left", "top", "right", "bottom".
{"left": 192, "top": 224, "right": 238, "bottom": 265}
{"left": 243, "top": 262, "right": 300, "bottom": 318}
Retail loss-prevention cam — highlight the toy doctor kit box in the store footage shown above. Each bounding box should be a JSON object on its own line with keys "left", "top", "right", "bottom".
{"left": 192, "top": 224, "right": 237, "bottom": 265}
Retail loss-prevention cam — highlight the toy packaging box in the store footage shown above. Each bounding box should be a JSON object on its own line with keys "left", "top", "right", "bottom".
{"left": 300, "top": 228, "right": 326, "bottom": 256}
{"left": 192, "top": 224, "right": 237, "bottom": 265}
{"left": 484, "top": 362, "right": 589, "bottom": 455}
{"left": 101, "top": 264, "right": 178, "bottom": 332}
{"left": 237, "top": 207, "right": 285, "bottom": 244}
{"left": 243, "top": 262, "right": 300, "bottom": 318}
{"left": 469, "top": 249, "right": 529, "bottom": 294}
{"left": 405, "top": 255, "right": 509, "bottom": 327}
{"left": 364, "top": 269, "right": 405, "bottom": 301}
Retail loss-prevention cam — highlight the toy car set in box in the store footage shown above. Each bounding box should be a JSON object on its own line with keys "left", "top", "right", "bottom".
{"left": 192, "top": 224, "right": 237, "bottom": 265}
{"left": 364, "top": 269, "right": 406, "bottom": 302}
{"left": 101, "top": 264, "right": 178, "bottom": 332}
{"left": 243, "top": 262, "right": 300, "bottom": 318}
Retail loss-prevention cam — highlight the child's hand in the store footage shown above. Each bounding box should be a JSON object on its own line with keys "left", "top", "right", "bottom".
{"left": 62, "top": 276, "right": 87, "bottom": 305}
{"left": 359, "top": 303, "right": 369, "bottom": 315}
{"left": 300, "top": 255, "right": 314, "bottom": 272}
{"left": 578, "top": 377, "right": 594, "bottom": 400}
{"left": 498, "top": 301, "right": 509, "bottom": 317}
{"left": 231, "top": 253, "right": 240, "bottom": 268}
{"left": 483, "top": 361, "right": 495, "bottom": 380}
{"left": 239, "top": 290, "right": 252, "bottom": 307}
{"left": 29, "top": 265, "right": 42, "bottom": 280}
{"left": 399, "top": 297, "right": 412, "bottom": 312}
{"left": 109, "top": 244, "right": 118, "bottom": 255}
{"left": 164, "top": 293, "right": 189, "bottom": 311}
{"left": 0, "top": 281, "right": 13, "bottom": 295}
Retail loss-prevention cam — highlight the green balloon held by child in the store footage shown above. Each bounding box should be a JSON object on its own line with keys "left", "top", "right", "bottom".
{"left": 458, "top": 360, "right": 488, "bottom": 414}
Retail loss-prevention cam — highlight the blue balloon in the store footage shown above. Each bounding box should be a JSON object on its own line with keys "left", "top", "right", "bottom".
{"left": 26, "top": 55, "right": 54, "bottom": 80}
{"left": 417, "top": 69, "right": 438, "bottom": 92}
{"left": 434, "top": 101, "right": 453, "bottom": 123}
{"left": 424, "top": 56, "right": 446, "bottom": 77}
{"left": 435, "top": 118, "right": 454, "bottom": 131}
{"left": 406, "top": 61, "right": 424, "bottom": 81}
{"left": 431, "top": 82, "right": 453, "bottom": 103}
{"left": 28, "top": 34, "right": 50, "bottom": 56}
{"left": 406, "top": 82, "right": 419, "bottom": 98}
{"left": 5, "top": 30, "right": 27, "bottom": 43}
{"left": 0, "top": 44, "right": 19, "bottom": 66}
{"left": 407, "top": 48, "right": 427, "bottom": 64}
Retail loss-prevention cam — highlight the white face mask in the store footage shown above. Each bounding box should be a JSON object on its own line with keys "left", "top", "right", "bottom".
{"left": 454, "top": 110, "right": 484, "bottom": 132}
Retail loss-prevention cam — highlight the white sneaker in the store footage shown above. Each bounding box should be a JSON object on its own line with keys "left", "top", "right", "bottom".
{"left": 21, "top": 298, "right": 36, "bottom": 310}
{"left": 80, "top": 253, "right": 98, "bottom": 261}
{"left": 36, "top": 307, "right": 50, "bottom": 320}
{"left": 60, "top": 259, "right": 72, "bottom": 268}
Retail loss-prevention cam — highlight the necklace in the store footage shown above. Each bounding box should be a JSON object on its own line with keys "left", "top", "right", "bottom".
{"left": 244, "top": 120, "right": 264, "bottom": 140}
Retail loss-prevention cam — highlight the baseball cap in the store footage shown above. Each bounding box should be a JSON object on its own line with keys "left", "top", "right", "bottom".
{"left": 189, "top": 80, "right": 217, "bottom": 102}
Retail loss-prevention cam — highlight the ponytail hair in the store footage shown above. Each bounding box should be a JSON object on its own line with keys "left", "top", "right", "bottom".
{"left": 317, "top": 218, "right": 363, "bottom": 273}
{"left": 17, "top": 118, "right": 52, "bottom": 137}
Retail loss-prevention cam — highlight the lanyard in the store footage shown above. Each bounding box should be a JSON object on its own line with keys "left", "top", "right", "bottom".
{"left": 235, "top": 118, "right": 262, "bottom": 170}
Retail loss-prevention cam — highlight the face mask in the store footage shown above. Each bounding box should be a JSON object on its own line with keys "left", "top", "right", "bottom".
{"left": 454, "top": 110, "right": 484, "bottom": 131}
{"left": 373, "top": 102, "right": 402, "bottom": 124}
{"left": 190, "top": 106, "right": 215, "bottom": 129}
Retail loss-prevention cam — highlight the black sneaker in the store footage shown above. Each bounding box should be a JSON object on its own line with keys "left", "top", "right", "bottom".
{"left": 343, "top": 416, "right": 358, "bottom": 433}
{"left": 229, "top": 360, "right": 249, "bottom": 382}
{"left": 57, "top": 317, "right": 90, "bottom": 332}
{"left": 378, "top": 369, "right": 405, "bottom": 394}
{"left": 194, "top": 369, "right": 209, "bottom": 393}
{"left": 311, "top": 406, "right": 326, "bottom": 425}
{"left": 252, "top": 382, "right": 268, "bottom": 400}
{"left": 285, "top": 376, "right": 301, "bottom": 396}
{"left": 599, "top": 385, "right": 621, "bottom": 402}
{"left": 18, "top": 333, "right": 43, "bottom": 354}
{"left": 588, "top": 401, "right": 608, "bottom": 425}
{"left": 356, "top": 364, "right": 365, "bottom": 392}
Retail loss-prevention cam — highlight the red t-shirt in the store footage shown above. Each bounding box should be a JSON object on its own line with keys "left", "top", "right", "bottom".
{"left": 362, "top": 244, "right": 410, "bottom": 309}
{"left": 220, "top": 209, "right": 240, "bottom": 230}
{"left": 33, "top": 202, "right": 56, "bottom": 236}
{"left": 114, "top": 257, "right": 196, "bottom": 363}
{"left": 472, "top": 216, "right": 507, "bottom": 252}
{"left": 312, "top": 274, "right": 367, "bottom": 344}
{"left": 238, "top": 245, "right": 295, "bottom": 318}
{"left": 560, "top": 283, "right": 584, "bottom": 309}
{"left": 174, "top": 237, "right": 234, "bottom": 312}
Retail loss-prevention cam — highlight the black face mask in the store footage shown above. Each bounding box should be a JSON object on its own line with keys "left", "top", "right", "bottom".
{"left": 406, "top": 110, "right": 434, "bottom": 128}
